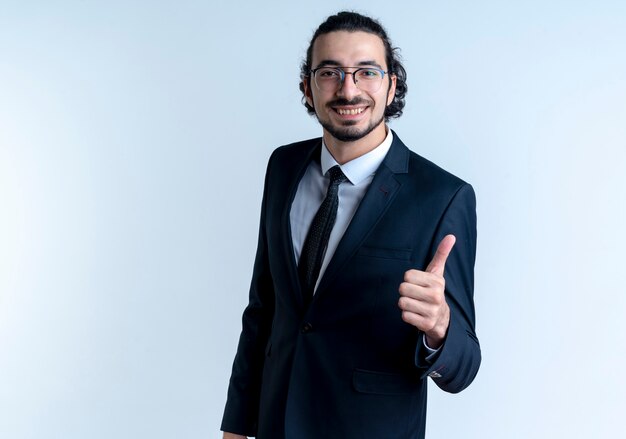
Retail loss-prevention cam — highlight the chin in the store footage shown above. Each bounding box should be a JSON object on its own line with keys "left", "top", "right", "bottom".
{"left": 331, "top": 128, "right": 370, "bottom": 142}
{"left": 320, "top": 117, "right": 384, "bottom": 143}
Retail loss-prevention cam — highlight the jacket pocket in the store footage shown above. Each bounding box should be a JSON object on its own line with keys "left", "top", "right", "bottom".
{"left": 352, "top": 369, "right": 418, "bottom": 395}
{"left": 357, "top": 246, "right": 412, "bottom": 261}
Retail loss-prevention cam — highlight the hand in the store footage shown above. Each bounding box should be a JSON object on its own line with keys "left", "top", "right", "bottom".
{"left": 398, "top": 234, "right": 456, "bottom": 349}
{"left": 223, "top": 433, "right": 247, "bottom": 439}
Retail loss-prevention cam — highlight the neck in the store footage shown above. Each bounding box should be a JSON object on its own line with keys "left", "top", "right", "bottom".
{"left": 324, "top": 123, "right": 388, "bottom": 165}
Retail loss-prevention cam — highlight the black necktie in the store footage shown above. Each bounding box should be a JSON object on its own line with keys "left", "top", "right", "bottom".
{"left": 298, "top": 165, "right": 347, "bottom": 303}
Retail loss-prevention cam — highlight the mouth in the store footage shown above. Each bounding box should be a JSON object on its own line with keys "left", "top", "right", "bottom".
{"left": 331, "top": 106, "right": 368, "bottom": 117}
{"left": 335, "top": 107, "right": 366, "bottom": 115}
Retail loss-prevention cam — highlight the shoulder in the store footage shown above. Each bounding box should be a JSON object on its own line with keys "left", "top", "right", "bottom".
{"left": 261, "top": 137, "right": 320, "bottom": 188}
{"left": 268, "top": 137, "right": 321, "bottom": 165}
{"left": 391, "top": 132, "right": 472, "bottom": 194}
{"left": 411, "top": 151, "right": 476, "bottom": 211}
{"left": 408, "top": 150, "right": 469, "bottom": 190}
{"left": 388, "top": 134, "right": 475, "bottom": 214}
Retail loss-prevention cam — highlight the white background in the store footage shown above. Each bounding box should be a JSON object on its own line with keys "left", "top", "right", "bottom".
{"left": 1, "top": 1, "right": 625, "bottom": 438}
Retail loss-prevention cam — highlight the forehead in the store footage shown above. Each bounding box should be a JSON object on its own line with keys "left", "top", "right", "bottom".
{"left": 311, "top": 31, "right": 387, "bottom": 67}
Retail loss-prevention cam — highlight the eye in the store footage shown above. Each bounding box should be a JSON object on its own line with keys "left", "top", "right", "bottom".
{"left": 317, "top": 68, "right": 341, "bottom": 78}
{"left": 357, "top": 69, "right": 382, "bottom": 80}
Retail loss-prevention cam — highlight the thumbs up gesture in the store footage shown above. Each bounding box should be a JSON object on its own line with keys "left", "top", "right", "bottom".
{"left": 398, "top": 234, "right": 456, "bottom": 350}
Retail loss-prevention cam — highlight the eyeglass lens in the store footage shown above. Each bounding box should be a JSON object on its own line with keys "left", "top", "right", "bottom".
{"left": 314, "top": 68, "right": 384, "bottom": 92}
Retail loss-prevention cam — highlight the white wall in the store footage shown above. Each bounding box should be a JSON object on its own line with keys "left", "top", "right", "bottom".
{"left": 1, "top": 1, "right": 625, "bottom": 438}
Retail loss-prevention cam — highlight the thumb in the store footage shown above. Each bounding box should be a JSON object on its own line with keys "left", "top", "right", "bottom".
{"left": 426, "top": 234, "right": 456, "bottom": 276}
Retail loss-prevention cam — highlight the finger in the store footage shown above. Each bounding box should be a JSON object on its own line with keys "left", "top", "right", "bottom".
{"left": 425, "top": 234, "right": 456, "bottom": 276}
{"left": 398, "top": 296, "right": 435, "bottom": 316}
{"left": 403, "top": 269, "right": 443, "bottom": 288}
{"left": 399, "top": 282, "right": 445, "bottom": 306}
{"left": 400, "top": 310, "right": 437, "bottom": 333}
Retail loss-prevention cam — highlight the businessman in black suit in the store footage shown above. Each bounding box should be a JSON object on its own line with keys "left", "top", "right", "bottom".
{"left": 221, "top": 11, "right": 480, "bottom": 439}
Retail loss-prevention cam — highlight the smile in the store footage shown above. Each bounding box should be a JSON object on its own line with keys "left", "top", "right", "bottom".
{"left": 334, "top": 107, "right": 366, "bottom": 115}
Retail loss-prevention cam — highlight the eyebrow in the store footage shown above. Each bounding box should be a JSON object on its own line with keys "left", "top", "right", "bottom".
{"left": 314, "top": 59, "right": 385, "bottom": 70}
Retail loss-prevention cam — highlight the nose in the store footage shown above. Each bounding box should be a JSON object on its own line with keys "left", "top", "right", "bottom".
{"left": 336, "top": 71, "right": 360, "bottom": 99}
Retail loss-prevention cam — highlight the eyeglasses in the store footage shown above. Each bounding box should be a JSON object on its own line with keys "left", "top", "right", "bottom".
{"left": 310, "top": 66, "right": 389, "bottom": 93}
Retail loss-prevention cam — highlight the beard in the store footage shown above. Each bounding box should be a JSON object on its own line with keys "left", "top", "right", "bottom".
{"left": 318, "top": 113, "right": 385, "bottom": 142}
{"left": 315, "top": 97, "right": 386, "bottom": 142}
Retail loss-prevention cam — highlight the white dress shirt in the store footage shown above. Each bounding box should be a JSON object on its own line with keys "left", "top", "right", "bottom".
{"left": 290, "top": 129, "right": 393, "bottom": 292}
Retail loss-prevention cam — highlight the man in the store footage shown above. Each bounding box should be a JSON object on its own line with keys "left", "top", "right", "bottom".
{"left": 221, "top": 11, "right": 480, "bottom": 439}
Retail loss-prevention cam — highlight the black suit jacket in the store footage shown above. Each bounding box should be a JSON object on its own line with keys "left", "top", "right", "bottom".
{"left": 221, "top": 132, "right": 481, "bottom": 439}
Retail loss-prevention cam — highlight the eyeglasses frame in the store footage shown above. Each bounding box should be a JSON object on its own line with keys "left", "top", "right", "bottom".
{"left": 309, "top": 66, "right": 390, "bottom": 92}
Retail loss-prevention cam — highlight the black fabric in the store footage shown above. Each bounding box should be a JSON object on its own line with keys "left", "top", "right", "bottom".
{"left": 221, "top": 132, "right": 481, "bottom": 439}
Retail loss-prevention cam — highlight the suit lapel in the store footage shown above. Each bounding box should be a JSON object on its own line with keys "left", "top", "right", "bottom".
{"left": 315, "top": 133, "right": 410, "bottom": 297}
{"left": 280, "top": 140, "right": 321, "bottom": 309}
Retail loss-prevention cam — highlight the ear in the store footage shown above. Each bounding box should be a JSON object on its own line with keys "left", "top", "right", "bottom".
{"left": 303, "top": 77, "right": 314, "bottom": 108}
{"left": 386, "top": 74, "right": 397, "bottom": 106}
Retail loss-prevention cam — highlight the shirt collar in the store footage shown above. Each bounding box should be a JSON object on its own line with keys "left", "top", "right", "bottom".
{"left": 320, "top": 128, "right": 393, "bottom": 185}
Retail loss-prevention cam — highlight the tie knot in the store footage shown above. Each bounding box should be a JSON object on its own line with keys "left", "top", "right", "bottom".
{"left": 327, "top": 165, "right": 347, "bottom": 185}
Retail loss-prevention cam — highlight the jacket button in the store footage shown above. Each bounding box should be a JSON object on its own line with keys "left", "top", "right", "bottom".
{"left": 301, "top": 322, "right": 313, "bottom": 333}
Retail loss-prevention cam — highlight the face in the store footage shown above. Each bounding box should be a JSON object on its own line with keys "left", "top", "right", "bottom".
{"left": 303, "top": 31, "right": 396, "bottom": 143}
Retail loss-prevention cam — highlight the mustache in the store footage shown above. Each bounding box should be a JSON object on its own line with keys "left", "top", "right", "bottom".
{"left": 327, "top": 98, "right": 371, "bottom": 107}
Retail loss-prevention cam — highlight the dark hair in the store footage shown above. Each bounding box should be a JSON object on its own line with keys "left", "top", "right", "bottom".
{"left": 299, "top": 11, "right": 407, "bottom": 121}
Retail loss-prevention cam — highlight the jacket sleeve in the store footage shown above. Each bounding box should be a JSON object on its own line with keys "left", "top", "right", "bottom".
{"left": 221, "top": 154, "right": 276, "bottom": 436}
{"left": 415, "top": 183, "right": 481, "bottom": 393}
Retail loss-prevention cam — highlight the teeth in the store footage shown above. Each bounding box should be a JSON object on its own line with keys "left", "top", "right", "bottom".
{"left": 337, "top": 108, "right": 365, "bottom": 115}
